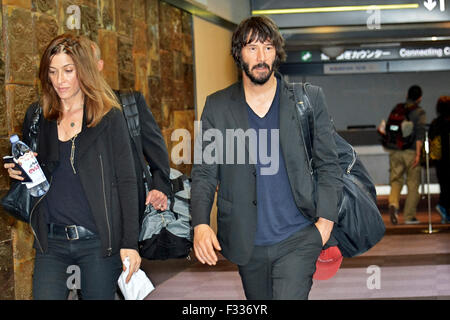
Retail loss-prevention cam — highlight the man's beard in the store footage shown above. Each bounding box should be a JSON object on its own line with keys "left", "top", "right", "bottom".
{"left": 242, "top": 61, "right": 275, "bottom": 85}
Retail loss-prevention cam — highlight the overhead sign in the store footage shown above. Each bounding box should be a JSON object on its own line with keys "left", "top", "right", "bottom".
{"left": 324, "top": 62, "right": 387, "bottom": 74}
{"left": 320, "top": 46, "right": 450, "bottom": 61}
{"left": 285, "top": 46, "right": 450, "bottom": 64}
{"left": 423, "top": 0, "right": 445, "bottom": 11}
{"left": 399, "top": 47, "right": 450, "bottom": 58}
{"left": 334, "top": 49, "right": 393, "bottom": 61}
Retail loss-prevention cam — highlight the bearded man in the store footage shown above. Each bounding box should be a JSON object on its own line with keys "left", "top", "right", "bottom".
{"left": 190, "top": 16, "right": 343, "bottom": 300}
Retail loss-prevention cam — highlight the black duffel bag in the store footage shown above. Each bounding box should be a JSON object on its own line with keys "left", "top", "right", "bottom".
{"left": 292, "top": 83, "right": 385, "bottom": 258}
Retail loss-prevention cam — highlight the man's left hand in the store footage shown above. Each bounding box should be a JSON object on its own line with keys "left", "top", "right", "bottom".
{"left": 315, "top": 218, "right": 334, "bottom": 246}
{"left": 146, "top": 189, "right": 168, "bottom": 211}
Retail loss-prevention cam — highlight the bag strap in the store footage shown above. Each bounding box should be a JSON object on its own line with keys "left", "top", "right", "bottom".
{"left": 119, "top": 91, "right": 153, "bottom": 188}
{"left": 169, "top": 174, "right": 192, "bottom": 218}
{"left": 404, "top": 103, "right": 418, "bottom": 121}
{"left": 120, "top": 91, "right": 180, "bottom": 216}
{"left": 291, "top": 83, "right": 314, "bottom": 175}
{"left": 28, "top": 104, "right": 42, "bottom": 152}
{"left": 171, "top": 174, "right": 190, "bottom": 194}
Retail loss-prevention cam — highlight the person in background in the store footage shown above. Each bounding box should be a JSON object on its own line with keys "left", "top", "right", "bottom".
{"left": 90, "top": 40, "right": 171, "bottom": 218}
{"left": 385, "top": 85, "right": 426, "bottom": 225}
{"left": 429, "top": 96, "right": 450, "bottom": 224}
{"left": 4, "top": 34, "right": 141, "bottom": 299}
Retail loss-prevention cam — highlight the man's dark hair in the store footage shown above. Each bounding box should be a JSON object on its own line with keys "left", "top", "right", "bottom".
{"left": 407, "top": 85, "right": 422, "bottom": 102}
{"left": 231, "top": 16, "right": 286, "bottom": 69}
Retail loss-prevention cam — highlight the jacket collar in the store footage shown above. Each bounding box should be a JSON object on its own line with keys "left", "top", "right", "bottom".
{"left": 75, "top": 111, "right": 109, "bottom": 161}
{"left": 277, "top": 72, "right": 297, "bottom": 156}
{"left": 229, "top": 78, "right": 250, "bottom": 132}
{"left": 38, "top": 108, "right": 110, "bottom": 172}
{"left": 228, "top": 71, "right": 296, "bottom": 157}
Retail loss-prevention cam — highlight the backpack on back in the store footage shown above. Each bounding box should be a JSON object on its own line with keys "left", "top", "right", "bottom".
{"left": 119, "top": 91, "right": 193, "bottom": 260}
{"left": 383, "top": 103, "right": 418, "bottom": 150}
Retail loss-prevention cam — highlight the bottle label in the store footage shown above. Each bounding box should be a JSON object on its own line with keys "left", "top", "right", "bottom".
{"left": 18, "top": 151, "right": 47, "bottom": 188}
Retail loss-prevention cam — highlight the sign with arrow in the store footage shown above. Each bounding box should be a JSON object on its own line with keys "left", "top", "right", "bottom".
{"left": 424, "top": 0, "right": 436, "bottom": 11}
{"left": 424, "top": 0, "right": 445, "bottom": 11}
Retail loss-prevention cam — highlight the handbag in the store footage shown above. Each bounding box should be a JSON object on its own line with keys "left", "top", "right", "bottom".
{"left": 291, "top": 83, "right": 385, "bottom": 258}
{"left": 1, "top": 105, "right": 42, "bottom": 222}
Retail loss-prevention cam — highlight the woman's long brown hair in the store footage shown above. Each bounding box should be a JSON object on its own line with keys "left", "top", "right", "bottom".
{"left": 38, "top": 34, "right": 120, "bottom": 127}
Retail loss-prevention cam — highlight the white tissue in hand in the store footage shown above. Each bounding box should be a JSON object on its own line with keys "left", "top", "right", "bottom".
{"left": 117, "top": 257, "right": 155, "bottom": 300}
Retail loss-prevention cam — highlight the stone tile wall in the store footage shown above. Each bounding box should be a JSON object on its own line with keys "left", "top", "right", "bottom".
{"left": 0, "top": 0, "right": 195, "bottom": 299}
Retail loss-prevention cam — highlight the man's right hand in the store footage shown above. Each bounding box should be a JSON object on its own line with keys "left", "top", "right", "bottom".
{"left": 193, "top": 224, "right": 221, "bottom": 266}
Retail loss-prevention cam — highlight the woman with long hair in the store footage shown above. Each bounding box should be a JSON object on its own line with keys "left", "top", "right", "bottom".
{"left": 4, "top": 34, "right": 141, "bottom": 299}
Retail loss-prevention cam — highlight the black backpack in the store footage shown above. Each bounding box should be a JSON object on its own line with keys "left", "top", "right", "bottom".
{"left": 291, "top": 83, "right": 385, "bottom": 258}
{"left": 118, "top": 92, "right": 193, "bottom": 260}
{"left": 383, "top": 103, "right": 418, "bottom": 150}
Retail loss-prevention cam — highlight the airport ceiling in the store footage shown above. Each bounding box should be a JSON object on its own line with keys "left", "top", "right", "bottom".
{"left": 250, "top": 0, "right": 450, "bottom": 50}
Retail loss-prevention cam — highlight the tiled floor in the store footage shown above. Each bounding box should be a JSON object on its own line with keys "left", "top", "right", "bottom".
{"left": 143, "top": 197, "right": 450, "bottom": 300}
{"left": 144, "top": 232, "right": 450, "bottom": 300}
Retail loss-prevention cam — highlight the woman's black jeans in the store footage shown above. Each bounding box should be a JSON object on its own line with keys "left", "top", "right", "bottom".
{"left": 33, "top": 235, "right": 122, "bottom": 300}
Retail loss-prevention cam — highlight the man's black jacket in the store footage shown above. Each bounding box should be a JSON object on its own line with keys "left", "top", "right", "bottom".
{"left": 191, "top": 74, "right": 343, "bottom": 265}
{"left": 115, "top": 91, "right": 171, "bottom": 217}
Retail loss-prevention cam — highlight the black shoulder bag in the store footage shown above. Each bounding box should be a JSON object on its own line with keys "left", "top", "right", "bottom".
{"left": 1, "top": 105, "right": 42, "bottom": 222}
{"left": 291, "top": 83, "right": 385, "bottom": 257}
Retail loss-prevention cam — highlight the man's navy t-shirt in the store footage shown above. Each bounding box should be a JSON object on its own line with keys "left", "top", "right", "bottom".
{"left": 247, "top": 78, "right": 311, "bottom": 246}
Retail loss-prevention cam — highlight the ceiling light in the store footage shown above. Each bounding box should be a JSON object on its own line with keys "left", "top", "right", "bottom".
{"left": 321, "top": 46, "right": 345, "bottom": 58}
{"left": 252, "top": 4, "right": 419, "bottom": 15}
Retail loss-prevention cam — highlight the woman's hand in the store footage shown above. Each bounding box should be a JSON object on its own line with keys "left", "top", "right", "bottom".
{"left": 4, "top": 162, "right": 25, "bottom": 181}
{"left": 120, "top": 248, "right": 142, "bottom": 283}
{"left": 3, "top": 152, "right": 38, "bottom": 181}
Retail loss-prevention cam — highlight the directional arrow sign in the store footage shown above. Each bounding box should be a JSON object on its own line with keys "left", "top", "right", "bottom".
{"left": 424, "top": 0, "right": 437, "bottom": 11}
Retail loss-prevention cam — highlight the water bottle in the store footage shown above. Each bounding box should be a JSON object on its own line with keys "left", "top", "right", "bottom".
{"left": 10, "top": 134, "right": 49, "bottom": 197}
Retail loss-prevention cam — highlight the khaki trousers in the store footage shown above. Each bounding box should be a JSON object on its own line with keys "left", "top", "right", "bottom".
{"left": 388, "top": 149, "right": 421, "bottom": 220}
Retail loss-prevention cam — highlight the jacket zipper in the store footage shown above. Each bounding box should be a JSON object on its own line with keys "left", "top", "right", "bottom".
{"left": 297, "top": 113, "right": 314, "bottom": 177}
{"left": 346, "top": 146, "right": 357, "bottom": 174}
{"left": 99, "top": 154, "right": 113, "bottom": 256}
{"left": 29, "top": 176, "right": 53, "bottom": 254}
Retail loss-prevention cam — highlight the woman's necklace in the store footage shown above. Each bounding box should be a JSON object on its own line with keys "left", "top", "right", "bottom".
{"left": 58, "top": 116, "right": 81, "bottom": 175}
{"left": 70, "top": 134, "right": 78, "bottom": 175}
